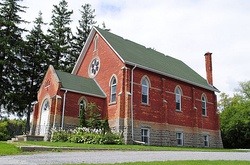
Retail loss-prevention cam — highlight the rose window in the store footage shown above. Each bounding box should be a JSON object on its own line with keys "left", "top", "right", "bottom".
{"left": 89, "top": 58, "right": 100, "bottom": 77}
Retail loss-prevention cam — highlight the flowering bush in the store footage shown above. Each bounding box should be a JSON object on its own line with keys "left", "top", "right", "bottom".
{"left": 50, "top": 127, "right": 123, "bottom": 145}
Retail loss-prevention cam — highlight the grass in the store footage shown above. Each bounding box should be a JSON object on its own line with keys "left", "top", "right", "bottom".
{"left": 17, "top": 141, "right": 238, "bottom": 152}
{"left": 0, "top": 141, "right": 21, "bottom": 156}
{"left": 64, "top": 160, "right": 250, "bottom": 165}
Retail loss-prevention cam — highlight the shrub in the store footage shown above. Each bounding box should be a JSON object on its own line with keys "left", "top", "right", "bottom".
{"left": 51, "top": 127, "right": 123, "bottom": 145}
{"left": 51, "top": 129, "right": 69, "bottom": 142}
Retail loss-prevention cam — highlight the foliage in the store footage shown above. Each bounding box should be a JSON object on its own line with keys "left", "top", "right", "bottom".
{"left": 0, "top": 0, "right": 28, "bottom": 116}
{"left": 219, "top": 81, "right": 250, "bottom": 148}
{"left": 85, "top": 102, "right": 102, "bottom": 129}
{"left": 0, "top": 0, "right": 106, "bottom": 134}
{"left": 47, "top": 0, "right": 74, "bottom": 72}
{"left": 79, "top": 101, "right": 87, "bottom": 127}
{"left": 0, "top": 118, "right": 26, "bottom": 141}
{"left": 51, "top": 127, "right": 123, "bottom": 145}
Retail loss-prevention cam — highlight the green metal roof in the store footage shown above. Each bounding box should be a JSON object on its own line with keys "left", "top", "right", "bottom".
{"left": 95, "top": 27, "right": 217, "bottom": 91}
{"left": 55, "top": 70, "right": 106, "bottom": 98}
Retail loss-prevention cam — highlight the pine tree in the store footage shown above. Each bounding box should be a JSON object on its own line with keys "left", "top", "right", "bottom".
{"left": 47, "top": 0, "right": 73, "bottom": 72}
{"left": 21, "top": 11, "right": 49, "bottom": 132}
{"left": 75, "top": 4, "right": 96, "bottom": 50}
{"left": 70, "top": 4, "right": 97, "bottom": 71}
{"left": 0, "top": 0, "right": 28, "bottom": 114}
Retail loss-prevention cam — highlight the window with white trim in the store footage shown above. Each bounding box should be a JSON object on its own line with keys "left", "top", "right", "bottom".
{"left": 94, "top": 35, "right": 98, "bottom": 51}
{"left": 110, "top": 76, "right": 117, "bottom": 103}
{"left": 202, "top": 95, "right": 207, "bottom": 116}
{"left": 79, "top": 99, "right": 87, "bottom": 117}
{"left": 176, "top": 132, "right": 183, "bottom": 146}
{"left": 142, "top": 78, "right": 149, "bottom": 104}
{"left": 141, "top": 128, "right": 150, "bottom": 144}
{"left": 175, "top": 87, "right": 181, "bottom": 111}
{"left": 204, "top": 135, "right": 209, "bottom": 147}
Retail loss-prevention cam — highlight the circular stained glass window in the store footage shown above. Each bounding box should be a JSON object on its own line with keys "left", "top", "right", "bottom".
{"left": 89, "top": 57, "right": 100, "bottom": 78}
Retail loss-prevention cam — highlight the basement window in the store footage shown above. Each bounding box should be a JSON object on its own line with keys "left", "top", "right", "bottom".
{"left": 141, "top": 128, "right": 150, "bottom": 144}
{"left": 204, "top": 135, "right": 209, "bottom": 147}
{"left": 176, "top": 132, "right": 183, "bottom": 146}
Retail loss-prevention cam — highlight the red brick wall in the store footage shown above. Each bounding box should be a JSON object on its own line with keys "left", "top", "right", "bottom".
{"left": 33, "top": 66, "right": 61, "bottom": 123}
{"left": 63, "top": 91, "right": 106, "bottom": 119}
{"left": 131, "top": 67, "right": 219, "bottom": 131}
{"left": 73, "top": 31, "right": 220, "bottom": 132}
{"left": 76, "top": 32, "right": 125, "bottom": 121}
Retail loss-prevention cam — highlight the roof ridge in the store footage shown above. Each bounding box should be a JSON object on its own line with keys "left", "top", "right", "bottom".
{"left": 95, "top": 27, "right": 218, "bottom": 92}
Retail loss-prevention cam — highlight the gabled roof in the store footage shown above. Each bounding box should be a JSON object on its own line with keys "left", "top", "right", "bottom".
{"left": 55, "top": 70, "right": 106, "bottom": 98}
{"left": 73, "top": 27, "right": 218, "bottom": 92}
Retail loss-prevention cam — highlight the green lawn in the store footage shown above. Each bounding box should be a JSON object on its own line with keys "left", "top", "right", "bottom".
{"left": 64, "top": 160, "right": 250, "bottom": 165}
{"left": 0, "top": 141, "right": 21, "bottom": 156}
{"left": 17, "top": 141, "right": 238, "bottom": 152}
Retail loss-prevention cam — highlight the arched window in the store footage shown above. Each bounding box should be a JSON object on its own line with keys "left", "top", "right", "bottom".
{"left": 202, "top": 95, "right": 207, "bottom": 116}
{"left": 110, "top": 76, "right": 117, "bottom": 103}
{"left": 175, "top": 87, "right": 182, "bottom": 111}
{"left": 94, "top": 35, "right": 98, "bottom": 51}
{"left": 142, "top": 77, "right": 149, "bottom": 104}
{"left": 79, "top": 99, "right": 87, "bottom": 117}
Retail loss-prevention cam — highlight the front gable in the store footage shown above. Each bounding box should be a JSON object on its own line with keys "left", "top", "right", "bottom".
{"left": 37, "top": 65, "right": 61, "bottom": 101}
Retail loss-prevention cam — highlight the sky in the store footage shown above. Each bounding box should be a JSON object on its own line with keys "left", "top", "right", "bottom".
{"left": 20, "top": 0, "right": 250, "bottom": 98}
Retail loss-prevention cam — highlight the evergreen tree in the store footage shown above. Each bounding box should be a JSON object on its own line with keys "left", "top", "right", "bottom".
{"left": 75, "top": 4, "right": 96, "bottom": 50}
{"left": 21, "top": 11, "right": 49, "bottom": 132}
{"left": 47, "top": 0, "right": 73, "bottom": 72}
{"left": 79, "top": 102, "right": 86, "bottom": 127}
{"left": 0, "top": 0, "right": 28, "bottom": 114}
{"left": 70, "top": 4, "right": 97, "bottom": 71}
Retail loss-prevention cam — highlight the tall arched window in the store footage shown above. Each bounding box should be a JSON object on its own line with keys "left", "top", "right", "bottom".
{"left": 202, "top": 95, "right": 207, "bottom": 116}
{"left": 79, "top": 99, "right": 87, "bottom": 116}
{"left": 110, "top": 76, "right": 117, "bottom": 103}
{"left": 94, "top": 35, "right": 98, "bottom": 51}
{"left": 175, "top": 87, "right": 181, "bottom": 111}
{"left": 142, "top": 78, "right": 149, "bottom": 104}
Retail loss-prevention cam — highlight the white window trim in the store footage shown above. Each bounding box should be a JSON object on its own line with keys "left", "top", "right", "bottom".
{"left": 175, "top": 87, "right": 182, "bottom": 111}
{"left": 94, "top": 35, "right": 98, "bottom": 51}
{"left": 202, "top": 95, "right": 207, "bottom": 116}
{"left": 141, "top": 78, "right": 149, "bottom": 105}
{"left": 204, "top": 135, "right": 209, "bottom": 147}
{"left": 176, "top": 132, "right": 183, "bottom": 146}
{"left": 141, "top": 128, "right": 150, "bottom": 145}
{"left": 110, "top": 76, "right": 117, "bottom": 103}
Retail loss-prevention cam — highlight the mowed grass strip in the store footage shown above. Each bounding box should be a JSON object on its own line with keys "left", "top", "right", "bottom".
{"left": 64, "top": 160, "right": 250, "bottom": 165}
{"left": 19, "top": 141, "right": 238, "bottom": 152}
{"left": 0, "top": 141, "right": 21, "bottom": 156}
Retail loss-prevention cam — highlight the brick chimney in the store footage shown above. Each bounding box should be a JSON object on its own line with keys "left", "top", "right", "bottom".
{"left": 204, "top": 52, "right": 213, "bottom": 85}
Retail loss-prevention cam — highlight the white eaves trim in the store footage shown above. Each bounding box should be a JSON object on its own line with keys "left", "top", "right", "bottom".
{"left": 60, "top": 88, "right": 106, "bottom": 98}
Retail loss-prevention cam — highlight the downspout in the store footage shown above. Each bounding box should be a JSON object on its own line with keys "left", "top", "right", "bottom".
{"left": 61, "top": 90, "right": 67, "bottom": 129}
{"left": 130, "top": 65, "right": 146, "bottom": 145}
{"left": 131, "top": 65, "right": 136, "bottom": 142}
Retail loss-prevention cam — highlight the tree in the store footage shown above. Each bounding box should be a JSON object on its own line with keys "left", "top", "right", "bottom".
{"left": 47, "top": 0, "right": 73, "bottom": 72}
{"left": 79, "top": 102, "right": 86, "bottom": 127}
{"left": 21, "top": 11, "right": 49, "bottom": 132}
{"left": 219, "top": 81, "right": 250, "bottom": 148}
{"left": 86, "top": 102, "right": 102, "bottom": 129}
{"left": 0, "top": 0, "right": 28, "bottom": 115}
{"left": 70, "top": 4, "right": 97, "bottom": 71}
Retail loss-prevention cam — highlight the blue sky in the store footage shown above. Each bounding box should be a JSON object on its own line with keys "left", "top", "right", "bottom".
{"left": 20, "top": 0, "right": 250, "bottom": 98}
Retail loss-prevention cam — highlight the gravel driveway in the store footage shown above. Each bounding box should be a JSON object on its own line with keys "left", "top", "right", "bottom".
{"left": 0, "top": 150, "right": 250, "bottom": 165}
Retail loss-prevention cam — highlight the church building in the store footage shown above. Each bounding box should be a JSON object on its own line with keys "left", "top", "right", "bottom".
{"left": 30, "top": 27, "right": 223, "bottom": 148}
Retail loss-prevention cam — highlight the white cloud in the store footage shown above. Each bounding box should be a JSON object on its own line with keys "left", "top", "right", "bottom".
{"left": 19, "top": 0, "right": 250, "bottom": 98}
